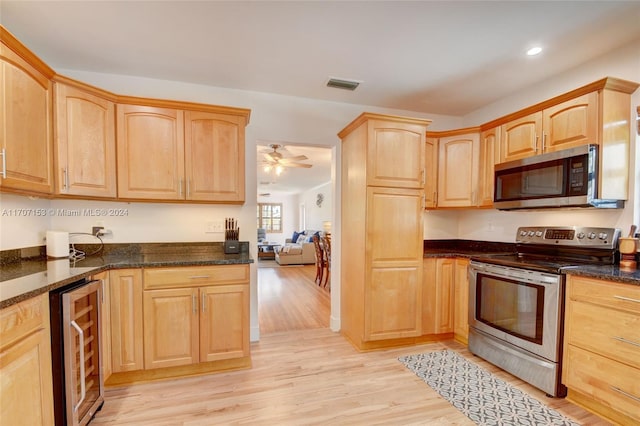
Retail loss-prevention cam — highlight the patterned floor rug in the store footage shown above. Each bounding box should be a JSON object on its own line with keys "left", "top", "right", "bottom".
{"left": 399, "top": 350, "right": 578, "bottom": 426}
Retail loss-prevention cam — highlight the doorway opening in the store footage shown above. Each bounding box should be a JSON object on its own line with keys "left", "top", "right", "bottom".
{"left": 256, "top": 143, "right": 333, "bottom": 335}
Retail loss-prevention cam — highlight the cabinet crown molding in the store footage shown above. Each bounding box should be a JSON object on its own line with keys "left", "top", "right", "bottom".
{"left": 481, "top": 77, "right": 639, "bottom": 131}
{"left": 338, "top": 112, "right": 431, "bottom": 139}
{"left": 1, "top": 26, "right": 55, "bottom": 79}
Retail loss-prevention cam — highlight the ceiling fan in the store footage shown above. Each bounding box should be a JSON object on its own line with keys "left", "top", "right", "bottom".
{"left": 261, "top": 144, "right": 312, "bottom": 174}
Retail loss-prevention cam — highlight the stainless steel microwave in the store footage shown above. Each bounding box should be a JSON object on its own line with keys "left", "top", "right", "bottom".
{"left": 494, "top": 144, "right": 624, "bottom": 210}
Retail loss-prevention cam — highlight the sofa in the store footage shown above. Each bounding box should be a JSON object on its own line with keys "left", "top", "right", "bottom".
{"left": 274, "top": 230, "right": 320, "bottom": 265}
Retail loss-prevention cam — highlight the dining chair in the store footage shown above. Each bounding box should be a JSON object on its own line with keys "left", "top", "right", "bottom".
{"left": 321, "top": 235, "right": 331, "bottom": 288}
{"left": 312, "top": 235, "right": 325, "bottom": 286}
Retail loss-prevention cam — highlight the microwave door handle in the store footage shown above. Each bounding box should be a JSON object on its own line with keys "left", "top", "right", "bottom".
{"left": 70, "top": 320, "right": 86, "bottom": 412}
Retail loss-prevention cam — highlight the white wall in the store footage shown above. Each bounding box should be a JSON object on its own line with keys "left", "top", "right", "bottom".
{"left": 298, "top": 181, "right": 332, "bottom": 232}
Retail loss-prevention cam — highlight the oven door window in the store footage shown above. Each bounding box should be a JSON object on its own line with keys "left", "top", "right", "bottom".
{"left": 476, "top": 273, "right": 544, "bottom": 344}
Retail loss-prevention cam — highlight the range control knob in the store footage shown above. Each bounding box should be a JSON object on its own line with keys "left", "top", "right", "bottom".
{"left": 598, "top": 233, "right": 608, "bottom": 240}
{"left": 528, "top": 231, "right": 535, "bottom": 237}
{"left": 577, "top": 232, "right": 586, "bottom": 239}
{"left": 535, "top": 231, "right": 543, "bottom": 237}
{"left": 520, "top": 230, "right": 528, "bottom": 237}
{"left": 587, "top": 232, "right": 597, "bottom": 239}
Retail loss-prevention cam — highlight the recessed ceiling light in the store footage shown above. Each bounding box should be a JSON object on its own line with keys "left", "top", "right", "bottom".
{"left": 527, "top": 46, "right": 543, "bottom": 56}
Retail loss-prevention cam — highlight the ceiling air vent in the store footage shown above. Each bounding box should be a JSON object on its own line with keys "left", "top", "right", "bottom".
{"left": 326, "top": 77, "right": 361, "bottom": 91}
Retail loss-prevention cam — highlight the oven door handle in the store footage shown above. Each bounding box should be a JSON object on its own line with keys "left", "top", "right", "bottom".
{"left": 70, "top": 320, "right": 86, "bottom": 412}
{"left": 469, "top": 261, "right": 560, "bottom": 285}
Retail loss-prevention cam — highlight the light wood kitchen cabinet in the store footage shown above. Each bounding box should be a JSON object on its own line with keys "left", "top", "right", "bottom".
{"left": 453, "top": 258, "right": 470, "bottom": 344}
{"left": 501, "top": 95, "right": 596, "bottom": 162}
{"left": 435, "top": 130, "right": 480, "bottom": 208}
{"left": 424, "top": 136, "right": 438, "bottom": 208}
{"left": 422, "top": 258, "right": 454, "bottom": 335}
{"left": 478, "top": 127, "right": 500, "bottom": 207}
{"left": 364, "top": 186, "right": 424, "bottom": 341}
{"left": 563, "top": 275, "right": 640, "bottom": 425}
{"left": 143, "top": 265, "right": 250, "bottom": 369}
{"left": 501, "top": 111, "right": 543, "bottom": 162}
{"left": 0, "top": 294, "right": 54, "bottom": 425}
{"left": 184, "top": 110, "right": 245, "bottom": 202}
{"left": 0, "top": 27, "right": 54, "bottom": 195}
{"left": 117, "top": 102, "right": 249, "bottom": 203}
{"left": 199, "top": 283, "right": 249, "bottom": 361}
{"left": 143, "top": 287, "right": 199, "bottom": 369}
{"left": 339, "top": 113, "right": 430, "bottom": 350}
{"left": 364, "top": 117, "right": 426, "bottom": 189}
{"left": 53, "top": 78, "right": 116, "bottom": 198}
{"left": 109, "top": 268, "right": 144, "bottom": 373}
{"left": 117, "top": 104, "right": 185, "bottom": 200}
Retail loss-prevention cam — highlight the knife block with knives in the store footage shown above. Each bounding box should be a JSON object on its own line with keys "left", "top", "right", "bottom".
{"left": 224, "top": 217, "right": 240, "bottom": 254}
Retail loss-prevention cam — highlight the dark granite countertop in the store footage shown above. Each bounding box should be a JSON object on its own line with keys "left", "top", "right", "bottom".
{"left": 423, "top": 239, "right": 640, "bottom": 286}
{"left": 423, "top": 239, "right": 517, "bottom": 258}
{"left": 0, "top": 242, "right": 253, "bottom": 309}
{"left": 561, "top": 264, "right": 640, "bottom": 286}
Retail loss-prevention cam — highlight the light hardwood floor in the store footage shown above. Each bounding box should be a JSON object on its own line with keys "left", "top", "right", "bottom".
{"left": 93, "top": 264, "right": 608, "bottom": 425}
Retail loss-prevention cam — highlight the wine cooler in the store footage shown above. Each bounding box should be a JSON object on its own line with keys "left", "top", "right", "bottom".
{"left": 50, "top": 279, "right": 104, "bottom": 425}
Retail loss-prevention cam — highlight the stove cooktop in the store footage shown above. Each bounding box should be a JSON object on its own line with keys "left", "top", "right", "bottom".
{"left": 471, "top": 226, "right": 621, "bottom": 274}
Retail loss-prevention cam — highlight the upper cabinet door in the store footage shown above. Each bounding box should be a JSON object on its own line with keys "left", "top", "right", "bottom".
{"left": 478, "top": 127, "right": 500, "bottom": 207}
{"left": 424, "top": 137, "right": 438, "bottom": 208}
{"left": 543, "top": 92, "right": 598, "bottom": 153}
{"left": 437, "top": 133, "right": 480, "bottom": 207}
{"left": 117, "top": 105, "right": 185, "bottom": 200}
{"left": 367, "top": 120, "right": 426, "bottom": 189}
{"left": 184, "top": 111, "right": 245, "bottom": 203}
{"left": 0, "top": 40, "right": 53, "bottom": 194}
{"left": 501, "top": 112, "right": 542, "bottom": 162}
{"left": 54, "top": 82, "right": 116, "bottom": 197}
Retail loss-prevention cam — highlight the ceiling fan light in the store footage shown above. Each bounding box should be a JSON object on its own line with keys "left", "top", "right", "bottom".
{"left": 263, "top": 165, "right": 272, "bottom": 172}
{"left": 275, "top": 165, "right": 283, "bottom": 175}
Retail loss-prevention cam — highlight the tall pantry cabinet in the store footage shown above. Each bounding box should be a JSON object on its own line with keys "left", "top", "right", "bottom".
{"left": 339, "top": 113, "right": 431, "bottom": 350}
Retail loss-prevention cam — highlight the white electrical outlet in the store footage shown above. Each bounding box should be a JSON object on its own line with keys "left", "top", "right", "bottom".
{"left": 205, "top": 221, "right": 224, "bottom": 233}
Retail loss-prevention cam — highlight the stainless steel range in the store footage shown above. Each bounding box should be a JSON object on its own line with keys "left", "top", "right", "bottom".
{"left": 468, "top": 226, "right": 620, "bottom": 397}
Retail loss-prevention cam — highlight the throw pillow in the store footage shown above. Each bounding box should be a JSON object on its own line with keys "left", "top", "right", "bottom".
{"left": 296, "top": 234, "right": 307, "bottom": 244}
{"left": 292, "top": 231, "right": 301, "bottom": 243}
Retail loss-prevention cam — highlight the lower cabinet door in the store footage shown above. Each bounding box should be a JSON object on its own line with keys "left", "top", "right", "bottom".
{"left": 0, "top": 329, "right": 54, "bottom": 426}
{"left": 199, "top": 284, "right": 249, "bottom": 362}
{"left": 143, "top": 288, "right": 199, "bottom": 369}
{"left": 365, "top": 266, "right": 422, "bottom": 341}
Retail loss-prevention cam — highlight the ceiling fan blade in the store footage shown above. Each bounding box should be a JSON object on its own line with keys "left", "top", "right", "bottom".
{"left": 263, "top": 153, "right": 277, "bottom": 162}
{"left": 283, "top": 162, "right": 313, "bottom": 168}
{"left": 279, "top": 155, "right": 308, "bottom": 163}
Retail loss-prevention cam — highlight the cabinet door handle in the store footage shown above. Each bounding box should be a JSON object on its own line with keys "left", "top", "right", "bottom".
{"left": 201, "top": 293, "right": 206, "bottom": 313}
{"left": 189, "top": 275, "right": 210, "bottom": 279}
{"left": 187, "top": 179, "right": 191, "bottom": 198}
{"left": 0, "top": 148, "right": 7, "bottom": 179}
{"left": 100, "top": 279, "right": 105, "bottom": 304}
{"left": 63, "top": 167, "right": 69, "bottom": 191}
{"left": 614, "top": 295, "right": 640, "bottom": 304}
{"left": 192, "top": 294, "right": 197, "bottom": 314}
{"left": 612, "top": 336, "right": 640, "bottom": 347}
{"left": 421, "top": 169, "right": 425, "bottom": 186}
{"left": 611, "top": 386, "right": 640, "bottom": 403}
{"left": 179, "top": 179, "right": 183, "bottom": 198}
{"left": 534, "top": 133, "right": 539, "bottom": 153}
{"left": 70, "top": 320, "right": 86, "bottom": 411}
{"left": 541, "top": 132, "right": 546, "bottom": 152}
